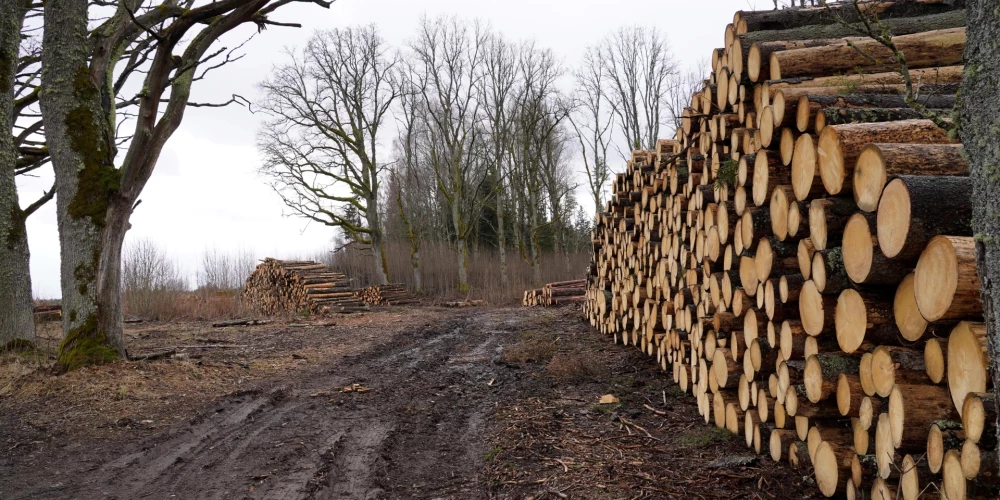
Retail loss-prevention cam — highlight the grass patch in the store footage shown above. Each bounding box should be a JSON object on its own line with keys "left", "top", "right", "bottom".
{"left": 503, "top": 331, "right": 557, "bottom": 364}
{"left": 545, "top": 353, "right": 605, "bottom": 383}
{"left": 484, "top": 445, "right": 503, "bottom": 462}
{"left": 678, "top": 427, "right": 734, "bottom": 446}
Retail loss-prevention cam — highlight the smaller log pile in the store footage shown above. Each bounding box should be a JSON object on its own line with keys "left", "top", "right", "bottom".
{"left": 357, "top": 284, "right": 417, "bottom": 306}
{"left": 33, "top": 304, "right": 61, "bottom": 322}
{"left": 523, "top": 279, "right": 587, "bottom": 307}
{"left": 243, "top": 258, "right": 368, "bottom": 315}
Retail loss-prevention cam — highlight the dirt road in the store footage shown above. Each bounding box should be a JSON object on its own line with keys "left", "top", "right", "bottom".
{"left": 2, "top": 308, "right": 820, "bottom": 499}
{"left": 5, "top": 311, "right": 522, "bottom": 499}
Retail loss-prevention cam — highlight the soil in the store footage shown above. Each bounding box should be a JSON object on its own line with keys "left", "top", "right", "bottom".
{"left": 1, "top": 307, "right": 823, "bottom": 499}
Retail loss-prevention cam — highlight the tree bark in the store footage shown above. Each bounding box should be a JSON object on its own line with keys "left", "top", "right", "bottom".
{"left": 40, "top": 0, "right": 125, "bottom": 368}
{"left": 957, "top": 0, "right": 1000, "bottom": 460}
{"left": 365, "top": 195, "right": 389, "bottom": 286}
{"left": 0, "top": 0, "right": 36, "bottom": 349}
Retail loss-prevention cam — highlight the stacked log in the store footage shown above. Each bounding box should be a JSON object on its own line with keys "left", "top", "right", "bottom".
{"left": 582, "top": 4, "right": 997, "bottom": 499}
{"left": 33, "top": 304, "right": 62, "bottom": 322}
{"left": 357, "top": 284, "right": 417, "bottom": 306}
{"left": 242, "top": 258, "right": 367, "bottom": 315}
{"left": 523, "top": 279, "right": 587, "bottom": 307}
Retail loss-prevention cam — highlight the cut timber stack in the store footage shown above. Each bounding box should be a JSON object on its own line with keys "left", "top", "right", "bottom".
{"left": 357, "top": 284, "right": 417, "bottom": 306}
{"left": 583, "top": 3, "right": 997, "bottom": 499}
{"left": 243, "top": 258, "right": 368, "bottom": 315}
{"left": 523, "top": 279, "right": 587, "bottom": 307}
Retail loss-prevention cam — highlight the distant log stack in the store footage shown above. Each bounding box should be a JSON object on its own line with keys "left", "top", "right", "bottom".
{"left": 242, "top": 258, "right": 368, "bottom": 315}
{"left": 523, "top": 280, "right": 587, "bottom": 307}
{"left": 33, "top": 304, "right": 62, "bottom": 322}
{"left": 583, "top": 4, "right": 996, "bottom": 500}
{"left": 357, "top": 284, "right": 417, "bottom": 306}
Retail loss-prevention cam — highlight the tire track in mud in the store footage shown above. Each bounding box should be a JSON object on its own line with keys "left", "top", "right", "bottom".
{"left": 9, "top": 311, "right": 524, "bottom": 500}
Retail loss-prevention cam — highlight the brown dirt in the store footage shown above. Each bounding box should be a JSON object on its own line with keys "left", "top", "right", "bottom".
{"left": 1, "top": 307, "right": 822, "bottom": 499}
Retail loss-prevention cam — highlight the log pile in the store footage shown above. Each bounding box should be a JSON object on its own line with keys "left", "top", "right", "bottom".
{"left": 583, "top": 4, "right": 996, "bottom": 499}
{"left": 357, "top": 284, "right": 417, "bottom": 306}
{"left": 523, "top": 279, "right": 587, "bottom": 307}
{"left": 242, "top": 258, "right": 368, "bottom": 315}
{"left": 33, "top": 304, "right": 61, "bottom": 322}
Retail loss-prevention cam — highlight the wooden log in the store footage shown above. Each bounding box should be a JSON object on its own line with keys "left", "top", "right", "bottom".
{"left": 815, "top": 107, "right": 927, "bottom": 135}
{"left": 811, "top": 248, "right": 851, "bottom": 295}
{"left": 947, "top": 322, "right": 990, "bottom": 418}
{"left": 853, "top": 143, "right": 968, "bottom": 212}
{"left": 895, "top": 272, "right": 960, "bottom": 344}
{"left": 876, "top": 175, "right": 972, "bottom": 264}
{"left": 913, "top": 236, "right": 983, "bottom": 322}
{"left": 799, "top": 280, "right": 837, "bottom": 337}
{"left": 768, "top": 65, "right": 965, "bottom": 90}
{"left": 796, "top": 93, "right": 956, "bottom": 133}
{"left": 870, "top": 345, "right": 928, "bottom": 398}
{"left": 752, "top": 150, "right": 788, "bottom": 207}
{"left": 962, "top": 392, "right": 999, "bottom": 447}
{"left": 817, "top": 119, "right": 955, "bottom": 196}
{"left": 836, "top": 373, "right": 866, "bottom": 417}
{"left": 841, "top": 212, "right": 911, "bottom": 286}
{"left": 770, "top": 28, "right": 966, "bottom": 80}
{"left": 889, "top": 383, "right": 959, "bottom": 451}
{"left": 928, "top": 422, "right": 966, "bottom": 474}
{"left": 835, "top": 288, "right": 900, "bottom": 354}
{"left": 808, "top": 197, "right": 856, "bottom": 251}
{"left": 805, "top": 353, "right": 860, "bottom": 403}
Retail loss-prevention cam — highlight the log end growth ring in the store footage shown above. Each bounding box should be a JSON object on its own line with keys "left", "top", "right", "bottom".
{"left": 946, "top": 321, "right": 988, "bottom": 417}
{"left": 842, "top": 214, "right": 874, "bottom": 284}
{"left": 818, "top": 126, "right": 845, "bottom": 195}
{"left": 835, "top": 288, "right": 867, "bottom": 353}
{"left": 876, "top": 178, "right": 911, "bottom": 259}
{"left": 893, "top": 273, "right": 927, "bottom": 342}
{"left": 854, "top": 144, "right": 887, "bottom": 212}
{"left": 914, "top": 235, "right": 959, "bottom": 322}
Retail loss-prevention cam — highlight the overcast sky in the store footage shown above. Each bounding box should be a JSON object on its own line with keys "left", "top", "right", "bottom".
{"left": 19, "top": 0, "right": 775, "bottom": 298}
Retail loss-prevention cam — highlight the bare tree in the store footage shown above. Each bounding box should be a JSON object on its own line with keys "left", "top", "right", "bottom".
{"left": 258, "top": 25, "right": 400, "bottom": 286}
{"left": 1, "top": 2, "right": 54, "bottom": 349}
{"left": 408, "top": 16, "right": 490, "bottom": 292}
{"left": 39, "top": 0, "right": 331, "bottom": 370}
{"left": 389, "top": 69, "right": 427, "bottom": 294}
{"left": 0, "top": 0, "right": 34, "bottom": 349}
{"left": 665, "top": 65, "right": 705, "bottom": 137}
{"left": 569, "top": 45, "right": 614, "bottom": 211}
{"left": 477, "top": 31, "right": 517, "bottom": 290}
{"left": 596, "top": 26, "right": 679, "bottom": 156}
{"left": 508, "top": 42, "right": 566, "bottom": 284}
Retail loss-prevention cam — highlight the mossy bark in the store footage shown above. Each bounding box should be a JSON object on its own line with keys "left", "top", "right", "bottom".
{"left": 0, "top": 0, "right": 36, "bottom": 349}
{"left": 39, "top": 0, "right": 125, "bottom": 369}
{"left": 957, "top": 0, "right": 1000, "bottom": 460}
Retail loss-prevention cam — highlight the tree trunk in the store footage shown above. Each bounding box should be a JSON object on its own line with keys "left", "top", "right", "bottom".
{"left": 957, "top": 0, "right": 1000, "bottom": 460}
{"left": 0, "top": 0, "right": 36, "bottom": 349}
{"left": 410, "top": 247, "right": 422, "bottom": 295}
{"left": 497, "top": 186, "right": 509, "bottom": 290}
{"left": 40, "top": 0, "right": 124, "bottom": 369}
{"left": 365, "top": 196, "right": 389, "bottom": 286}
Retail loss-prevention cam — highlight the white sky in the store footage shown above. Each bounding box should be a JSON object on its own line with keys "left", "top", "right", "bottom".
{"left": 19, "top": 0, "right": 774, "bottom": 298}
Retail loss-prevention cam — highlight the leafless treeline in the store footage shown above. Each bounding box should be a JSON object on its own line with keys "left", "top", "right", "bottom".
{"left": 258, "top": 17, "right": 696, "bottom": 294}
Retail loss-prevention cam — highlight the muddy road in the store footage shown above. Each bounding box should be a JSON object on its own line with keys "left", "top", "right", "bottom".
{"left": 3, "top": 308, "right": 820, "bottom": 500}
{"left": 5, "top": 311, "right": 521, "bottom": 499}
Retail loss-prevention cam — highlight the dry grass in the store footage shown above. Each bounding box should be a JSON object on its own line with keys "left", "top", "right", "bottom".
{"left": 545, "top": 352, "right": 606, "bottom": 383}
{"left": 502, "top": 331, "right": 558, "bottom": 364}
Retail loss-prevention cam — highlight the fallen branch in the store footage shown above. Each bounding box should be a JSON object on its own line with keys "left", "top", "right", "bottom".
{"left": 211, "top": 319, "right": 272, "bottom": 328}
